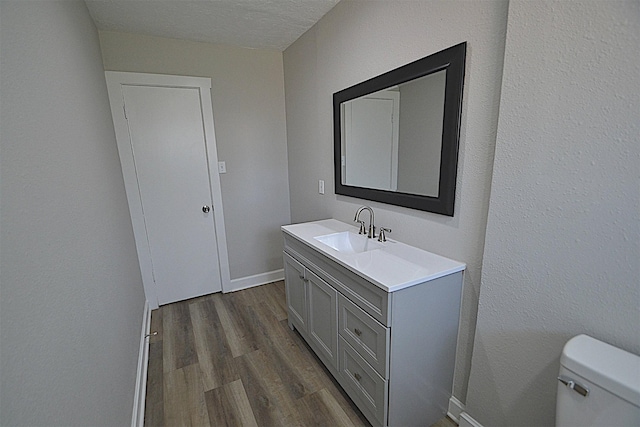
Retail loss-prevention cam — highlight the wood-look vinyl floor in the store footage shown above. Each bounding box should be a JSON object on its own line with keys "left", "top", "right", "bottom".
{"left": 144, "top": 281, "right": 369, "bottom": 426}
{"left": 144, "top": 281, "right": 456, "bottom": 427}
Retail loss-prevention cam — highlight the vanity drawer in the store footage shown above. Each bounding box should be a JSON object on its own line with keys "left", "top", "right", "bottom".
{"left": 338, "top": 293, "right": 389, "bottom": 378}
{"left": 338, "top": 336, "right": 388, "bottom": 427}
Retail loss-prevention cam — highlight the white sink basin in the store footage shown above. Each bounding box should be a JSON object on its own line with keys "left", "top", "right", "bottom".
{"left": 283, "top": 219, "right": 466, "bottom": 292}
{"left": 314, "top": 231, "right": 383, "bottom": 253}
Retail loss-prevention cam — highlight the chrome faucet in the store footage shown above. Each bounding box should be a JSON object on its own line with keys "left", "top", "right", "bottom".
{"left": 354, "top": 206, "right": 375, "bottom": 238}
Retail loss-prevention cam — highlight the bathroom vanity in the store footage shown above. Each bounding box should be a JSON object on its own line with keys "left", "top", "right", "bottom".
{"left": 282, "top": 219, "right": 465, "bottom": 427}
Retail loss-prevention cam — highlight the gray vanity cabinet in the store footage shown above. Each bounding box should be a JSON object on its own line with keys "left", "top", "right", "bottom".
{"left": 283, "top": 232, "right": 463, "bottom": 427}
{"left": 283, "top": 253, "right": 307, "bottom": 331}
{"left": 283, "top": 252, "right": 339, "bottom": 372}
{"left": 307, "top": 270, "right": 338, "bottom": 369}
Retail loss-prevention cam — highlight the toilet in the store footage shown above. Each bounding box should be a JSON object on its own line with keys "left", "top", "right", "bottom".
{"left": 556, "top": 334, "right": 640, "bottom": 426}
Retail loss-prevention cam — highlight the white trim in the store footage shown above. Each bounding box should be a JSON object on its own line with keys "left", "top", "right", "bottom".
{"left": 131, "top": 301, "right": 151, "bottom": 427}
{"left": 105, "top": 71, "right": 231, "bottom": 308}
{"left": 226, "top": 269, "right": 284, "bottom": 293}
{"left": 198, "top": 80, "right": 232, "bottom": 294}
{"left": 459, "top": 412, "right": 484, "bottom": 427}
{"left": 447, "top": 396, "right": 465, "bottom": 424}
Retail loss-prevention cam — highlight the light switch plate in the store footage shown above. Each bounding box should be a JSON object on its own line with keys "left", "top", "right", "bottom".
{"left": 218, "top": 161, "right": 226, "bottom": 174}
{"left": 319, "top": 180, "right": 325, "bottom": 194}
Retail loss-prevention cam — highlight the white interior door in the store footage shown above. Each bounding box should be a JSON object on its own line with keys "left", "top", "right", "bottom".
{"left": 344, "top": 90, "right": 400, "bottom": 191}
{"left": 106, "top": 72, "right": 230, "bottom": 308}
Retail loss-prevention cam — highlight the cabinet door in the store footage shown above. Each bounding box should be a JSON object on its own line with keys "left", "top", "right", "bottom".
{"left": 284, "top": 252, "right": 307, "bottom": 331}
{"left": 307, "top": 270, "right": 338, "bottom": 370}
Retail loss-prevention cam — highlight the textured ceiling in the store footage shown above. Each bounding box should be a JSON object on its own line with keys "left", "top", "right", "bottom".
{"left": 85, "top": 0, "right": 339, "bottom": 51}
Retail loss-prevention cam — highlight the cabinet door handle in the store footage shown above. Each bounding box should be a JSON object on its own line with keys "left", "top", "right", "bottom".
{"left": 353, "top": 372, "right": 362, "bottom": 381}
{"left": 354, "top": 328, "right": 362, "bottom": 336}
{"left": 299, "top": 275, "right": 305, "bottom": 280}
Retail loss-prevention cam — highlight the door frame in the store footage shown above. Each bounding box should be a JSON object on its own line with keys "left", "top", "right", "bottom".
{"left": 105, "top": 71, "right": 231, "bottom": 308}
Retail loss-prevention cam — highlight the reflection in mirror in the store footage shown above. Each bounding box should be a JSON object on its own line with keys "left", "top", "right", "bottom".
{"left": 341, "top": 70, "right": 446, "bottom": 197}
{"left": 334, "top": 42, "right": 466, "bottom": 216}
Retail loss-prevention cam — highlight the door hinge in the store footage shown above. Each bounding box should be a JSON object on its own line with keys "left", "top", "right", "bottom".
{"left": 123, "top": 104, "right": 128, "bottom": 120}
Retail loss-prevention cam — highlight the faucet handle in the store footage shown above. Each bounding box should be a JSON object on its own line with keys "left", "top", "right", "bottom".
{"left": 378, "top": 227, "right": 392, "bottom": 242}
{"left": 357, "top": 220, "right": 366, "bottom": 235}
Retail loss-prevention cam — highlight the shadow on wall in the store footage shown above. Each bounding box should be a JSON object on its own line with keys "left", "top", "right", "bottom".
{"left": 453, "top": 273, "right": 481, "bottom": 400}
{"left": 469, "top": 331, "right": 571, "bottom": 426}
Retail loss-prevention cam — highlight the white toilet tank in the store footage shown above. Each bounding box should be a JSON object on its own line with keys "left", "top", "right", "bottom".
{"left": 556, "top": 334, "right": 640, "bottom": 426}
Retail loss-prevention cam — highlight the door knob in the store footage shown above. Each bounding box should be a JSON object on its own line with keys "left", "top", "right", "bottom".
{"left": 202, "top": 205, "right": 210, "bottom": 213}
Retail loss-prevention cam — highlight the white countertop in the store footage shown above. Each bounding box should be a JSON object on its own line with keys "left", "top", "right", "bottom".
{"left": 282, "top": 219, "right": 466, "bottom": 292}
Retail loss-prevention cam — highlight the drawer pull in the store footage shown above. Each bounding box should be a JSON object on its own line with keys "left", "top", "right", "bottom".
{"left": 353, "top": 372, "right": 362, "bottom": 381}
{"left": 354, "top": 328, "right": 362, "bottom": 336}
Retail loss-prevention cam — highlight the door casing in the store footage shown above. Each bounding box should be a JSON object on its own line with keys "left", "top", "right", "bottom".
{"left": 105, "top": 71, "right": 231, "bottom": 308}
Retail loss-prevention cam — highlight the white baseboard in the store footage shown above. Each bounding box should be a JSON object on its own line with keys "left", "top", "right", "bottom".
{"left": 448, "top": 396, "right": 465, "bottom": 424}
{"left": 459, "top": 412, "right": 484, "bottom": 427}
{"left": 131, "top": 301, "right": 151, "bottom": 427}
{"left": 226, "top": 269, "right": 284, "bottom": 293}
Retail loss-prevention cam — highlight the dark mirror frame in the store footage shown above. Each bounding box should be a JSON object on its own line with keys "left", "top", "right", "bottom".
{"left": 334, "top": 42, "right": 466, "bottom": 216}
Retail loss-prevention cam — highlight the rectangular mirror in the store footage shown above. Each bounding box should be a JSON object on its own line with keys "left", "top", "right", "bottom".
{"left": 334, "top": 42, "right": 466, "bottom": 216}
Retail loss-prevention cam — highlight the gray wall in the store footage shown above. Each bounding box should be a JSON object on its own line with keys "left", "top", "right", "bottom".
{"left": 465, "top": 1, "right": 640, "bottom": 425}
{"left": 283, "top": 0, "right": 508, "bottom": 401}
{"left": 99, "top": 32, "right": 291, "bottom": 281}
{"left": 0, "top": 1, "right": 146, "bottom": 425}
